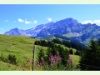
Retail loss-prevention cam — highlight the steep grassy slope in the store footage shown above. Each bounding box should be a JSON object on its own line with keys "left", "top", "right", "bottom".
{"left": 0, "top": 34, "right": 36, "bottom": 70}
{"left": 0, "top": 34, "right": 80, "bottom": 70}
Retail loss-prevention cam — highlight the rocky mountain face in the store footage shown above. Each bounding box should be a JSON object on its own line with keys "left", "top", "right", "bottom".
{"left": 4, "top": 18, "right": 100, "bottom": 44}
{"left": 4, "top": 28, "right": 26, "bottom": 36}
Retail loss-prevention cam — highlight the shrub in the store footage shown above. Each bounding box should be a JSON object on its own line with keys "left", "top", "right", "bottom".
{"left": 7, "top": 54, "right": 17, "bottom": 65}
{"left": 69, "top": 49, "right": 73, "bottom": 55}
{"left": 75, "top": 50, "right": 80, "bottom": 55}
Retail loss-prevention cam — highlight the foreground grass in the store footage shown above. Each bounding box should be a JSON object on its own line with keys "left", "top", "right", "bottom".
{"left": 0, "top": 34, "right": 81, "bottom": 70}
{"left": 0, "top": 61, "right": 23, "bottom": 71}
{"left": 0, "top": 35, "right": 35, "bottom": 70}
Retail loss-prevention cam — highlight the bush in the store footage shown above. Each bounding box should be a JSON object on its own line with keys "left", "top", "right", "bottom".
{"left": 75, "top": 50, "right": 80, "bottom": 55}
{"left": 69, "top": 49, "right": 73, "bottom": 55}
{"left": 7, "top": 54, "right": 17, "bottom": 65}
{"left": 36, "top": 44, "right": 72, "bottom": 70}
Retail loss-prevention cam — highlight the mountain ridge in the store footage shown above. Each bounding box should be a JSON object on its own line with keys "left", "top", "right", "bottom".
{"left": 4, "top": 18, "right": 100, "bottom": 44}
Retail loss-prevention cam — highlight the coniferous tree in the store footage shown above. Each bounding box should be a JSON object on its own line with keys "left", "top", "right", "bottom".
{"left": 97, "top": 38, "right": 100, "bottom": 46}
{"left": 69, "top": 49, "right": 73, "bottom": 55}
{"left": 75, "top": 50, "right": 80, "bottom": 55}
{"left": 80, "top": 39, "right": 100, "bottom": 70}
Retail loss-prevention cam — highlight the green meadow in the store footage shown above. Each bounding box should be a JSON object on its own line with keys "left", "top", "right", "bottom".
{"left": 0, "top": 34, "right": 80, "bottom": 70}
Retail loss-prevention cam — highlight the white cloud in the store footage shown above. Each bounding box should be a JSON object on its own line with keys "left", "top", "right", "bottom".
{"left": 17, "top": 18, "right": 39, "bottom": 25}
{"left": 18, "top": 18, "right": 24, "bottom": 22}
{"left": 82, "top": 20, "right": 100, "bottom": 25}
{"left": 18, "top": 18, "right": 32, "bottom": 25}
{"left": 47, "top": 18, "right": 52, "bottom": 22}
{"left": 25, "top": 20, "right": 31, "bottom": 24}
{"left": 33, "top": 20, "right": 38, "bottom": 24}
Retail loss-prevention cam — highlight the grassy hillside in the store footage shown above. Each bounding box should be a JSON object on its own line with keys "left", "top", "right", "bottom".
{"left": 0, "top": 34, "right": 80, "bottom": 70}
{"left": 0, "top": 34, "right": 36, "bottom": 70}
{"left": 0, "top": 35, "right": 49, "bottom": 70}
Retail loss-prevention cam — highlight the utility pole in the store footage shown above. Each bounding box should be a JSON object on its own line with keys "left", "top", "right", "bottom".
{"left": 32, "top": 45, "right": 36, "bottom": 71}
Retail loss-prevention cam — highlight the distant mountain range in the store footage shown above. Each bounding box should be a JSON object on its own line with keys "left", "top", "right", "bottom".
{"left": 4, "top": 18, "right": 100, "bottom": 44}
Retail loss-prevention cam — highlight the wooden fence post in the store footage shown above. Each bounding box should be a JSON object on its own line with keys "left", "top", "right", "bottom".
{"left": 32, "top": 45, "right": 36, "bottom": 71}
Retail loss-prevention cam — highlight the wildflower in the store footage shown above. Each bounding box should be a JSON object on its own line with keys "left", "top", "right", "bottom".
{"left": 57, "top": 51, "right": 59, "bottom": 55}
{"left": 49, "top": 53, "right": 61, "bottom": 66}
{"left": 41, "top": 57, "right": 45, "bottom": 65}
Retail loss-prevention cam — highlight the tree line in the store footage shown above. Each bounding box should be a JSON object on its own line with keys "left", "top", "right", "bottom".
{"left": 34, "top": 38, "right": 86, "bottom": 51}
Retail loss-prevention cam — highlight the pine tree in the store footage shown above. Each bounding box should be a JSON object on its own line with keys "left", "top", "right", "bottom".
{"left": 69, "top": 49, "right": 73, "bottom": 55}
{"left": 80, "top": 39, "right": 100, "bottom": 70}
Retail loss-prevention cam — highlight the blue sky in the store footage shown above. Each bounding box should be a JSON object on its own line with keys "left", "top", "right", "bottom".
{"left": 0, "top": 4, "right": 100, "bottom": 34}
